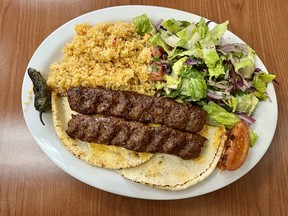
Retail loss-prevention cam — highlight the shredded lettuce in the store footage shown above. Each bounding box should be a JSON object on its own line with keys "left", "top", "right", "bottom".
{"left": 235, "top": 94, "right": 259, "bottom": 116}
{"left": 179, "top": 77, "right": 207, "bottom": 101}
{"left": 252, "top": 72, "right": 276, "bottom": 100}
{"left": 210, "top": 20, "right": 229, "bottom": 42}
{"left": 196, "top": 18, "right": 226, "bottom": 78}
{"left": 196, "top": 18, "right": 209, "bottom": 38}
{"left": 203, "top": 101, "right": 240, "bottom": 129}
{"left": 203, "top": 101, "right": 258, "bottom": 146}
{"left": 235, "top": 46, "right": 256, "bottom": 78}
{"left": 133, "top": 14, "right": 275, "bottom": 148}
{"left": 200, "top": 38, "right": 224, "bottom": 78}
{"left": 204, "top": 100, "right": 259, "bottom": 147}
{"left": 158, "top": 57, "right": 207, "bottom": 101}
{"left": 162, "top": 75, "right": 180, "bottom": 89}
{"left": 168, "top": 46, "right": 203, "bottom": 60}
{"left": 172, "top": 57, "right": 187, "bottom": 76}
{"left": 150, "top": 33, "right": 171, "bottom": 53}
{"left": 176, "top": 23, "right": 197, "bottom": 40}
{"left": 225, "top": 95, "right": 238, "bottom": 112}
{"left": 132, "top": 14, "right": 156, "bottom": 36}
{"left": 249, "top": 128, "right": 258, "bottom": 147}
{"left": 161, "top": 18, "right": 190, "bottom": 34}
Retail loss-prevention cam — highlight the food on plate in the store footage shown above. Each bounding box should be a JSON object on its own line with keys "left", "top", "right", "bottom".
{"left": 27, "top": 13, "right": 276, "bottom": 191}
{"left": 66, "top": 113, "right": 206, "bottom": 160}
{"left": 47, "top": 21, "right": 154, "bottom": 96}
{"left": 47, "top": 21, "right": 157, "bottom": 169}
{"left": 67, "top": 87, "right": 207, "bottom": 132}
{"left": 135, "top": 14, "right": 275, "bottom": 147}
{"left": 51, "top": 92, "right": 153, "bottom": 169}
{"left": 218, "top": 120, "right": 250, "bottom": 171}
{"left": 118, "top": 124, "right": 227, "bottom": 190}
{"left": 27, "top": 67, "right": 51, "bottom": 125}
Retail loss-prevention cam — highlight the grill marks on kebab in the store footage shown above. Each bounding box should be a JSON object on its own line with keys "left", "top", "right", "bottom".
{"left": 67, "top": 114, "right": 206, "bottom": 160}
{"left": 67, "top": 87, "right": 207, "bottom": 133}
{"left": 66, "top": 87, "right": 208, "bottom": 159}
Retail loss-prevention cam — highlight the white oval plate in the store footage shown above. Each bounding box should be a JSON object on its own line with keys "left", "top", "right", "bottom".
{"left": 21, "top": 5, "right": 278, "bottom": 200}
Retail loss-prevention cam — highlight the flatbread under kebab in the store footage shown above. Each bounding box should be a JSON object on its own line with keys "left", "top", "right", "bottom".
{"left": 52, "top": 90, "right": 227, "bottom": 190}
{"left": 117, "top": 124, "right": 227, "bottom": 191}
{"left": 51, "top": 91, "right": 153, "bottom": 169}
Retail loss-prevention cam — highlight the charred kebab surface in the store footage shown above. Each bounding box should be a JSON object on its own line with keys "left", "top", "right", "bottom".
{"left": 66, "top": 114, "right": 206, "bottom": 160}
{"left": 67, "top": 87, "right": 207, "bottom": 133}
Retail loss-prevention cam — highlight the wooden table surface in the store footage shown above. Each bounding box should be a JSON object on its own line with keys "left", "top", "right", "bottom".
{"left": 1, "top": 0, "right": 287, "bottom": 215}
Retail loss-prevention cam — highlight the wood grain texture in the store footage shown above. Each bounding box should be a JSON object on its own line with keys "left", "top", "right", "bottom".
{"left": 0, "top": 0, "right": 287, "bottom": 215}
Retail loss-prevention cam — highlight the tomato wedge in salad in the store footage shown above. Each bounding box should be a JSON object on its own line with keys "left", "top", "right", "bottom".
{"left": 218, "top": 120, "right": 250, "bottom": 171}
{"left": 148, "top": 62, "right": 163, "bottom": 81}
{"left": 150, "top": 46, "right": 163, "bottom": 58}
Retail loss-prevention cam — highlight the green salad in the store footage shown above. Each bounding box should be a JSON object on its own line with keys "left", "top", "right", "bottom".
{"left": 133, "top": 14, "right": 276, "bottom": 146}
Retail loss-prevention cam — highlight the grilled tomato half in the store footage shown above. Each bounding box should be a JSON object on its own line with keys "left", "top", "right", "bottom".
{"left": 218, "top": 120, "right": 250, "bottom": 171}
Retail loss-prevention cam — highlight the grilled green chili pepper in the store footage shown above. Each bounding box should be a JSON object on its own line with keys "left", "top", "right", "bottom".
{"left": 27, "top": 67, "right": 51, "bottom": 125}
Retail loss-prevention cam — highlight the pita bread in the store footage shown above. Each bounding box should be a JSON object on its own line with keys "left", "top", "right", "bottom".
{"left": 51, "top": 92, "right": 153, "bottom": 169}
{"left": 117, "top": 125, "right": 227, "bottom": 190}
{"left": 52, "top": 91, "right": 227, "bottom": 190}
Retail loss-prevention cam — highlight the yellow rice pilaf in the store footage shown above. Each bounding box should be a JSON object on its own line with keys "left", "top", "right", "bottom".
{"left": 47, "top": 21, "right": 155, "bottom": 96}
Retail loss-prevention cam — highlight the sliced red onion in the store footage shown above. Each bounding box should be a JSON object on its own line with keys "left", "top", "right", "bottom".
{"left": 265, "top": 92, "right": 272, "bottom": 102}
{"left": 206, "top": 20, "right": 213, "bottom": 26}
{"left": 219, "top": 38, "right": 226, "bottom": 47}
{"left": 208, "top": 89, "right": 230, "bottom": 96}
{"left": 185, "top": 58, "right": 202, "bottom": 65}
{"left": 207, "top": 80, "right": 232, "bottom": 90}
{"left": 254, "top": 68, "right": 261, "bottom": 72}
{"left": 228, "top": 57, "right": 252, "bottom": 91}
{"left": 154, "top": 19, "right": 164, "bottom": 30}
{"left": 237, "top": 112, "right": 256, "bottom": 125}
{"left": 207, "top": 92, "right": 223, "bottom": 100}
{"left": 230, "top": 67, "right": 238, "bottom": 90}
{"left": 225, "top": 84, "right": 234, "bottom": 92}
{"left": 185, "top": 58, "right": 197, "bottom": 65}
{"left": 207, "top": 89, "right": 230, "bottom": 100}
{"left": 217, "top": 43, "right": 249, "bottom": 56}
{"left": 235, "top": 81, "right": 249, "bottom": 91}
{"left": 234, "top": 70, "right": 251, "bottom": 88}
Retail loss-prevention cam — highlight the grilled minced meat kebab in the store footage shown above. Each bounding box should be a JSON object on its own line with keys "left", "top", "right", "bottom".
{"left": 66, "top": 114, "right": 206, "bottom": 160}
{"left": 67, "top": 87, "right": 207, "bottom": 133}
